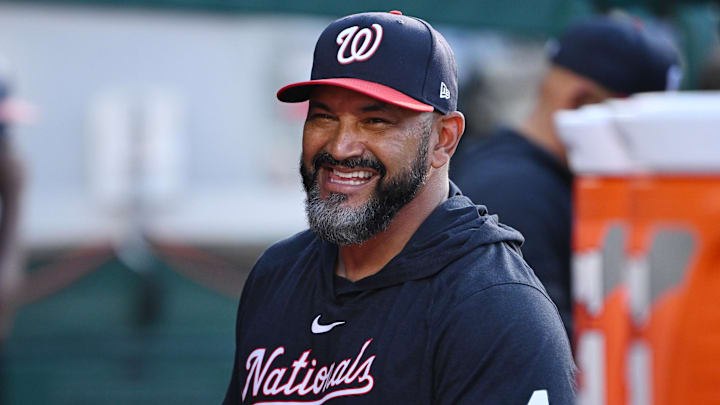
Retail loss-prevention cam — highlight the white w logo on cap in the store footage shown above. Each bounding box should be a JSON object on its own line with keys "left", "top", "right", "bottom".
{"left": 336, "top": 24, "right": 384, "bottom": 65}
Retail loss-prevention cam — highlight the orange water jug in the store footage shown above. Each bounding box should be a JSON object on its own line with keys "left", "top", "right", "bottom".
{"left": 556, "top": 92, "right": 720, "bottom": 405}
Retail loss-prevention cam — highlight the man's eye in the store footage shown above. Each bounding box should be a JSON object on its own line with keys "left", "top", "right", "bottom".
{"left": 366, "top": 117, "right": 389, "bottom": 125}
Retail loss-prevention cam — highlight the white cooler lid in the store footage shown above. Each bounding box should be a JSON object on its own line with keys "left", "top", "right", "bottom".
{"left": 555, "top": 91, "right": 720, "bottom": 174}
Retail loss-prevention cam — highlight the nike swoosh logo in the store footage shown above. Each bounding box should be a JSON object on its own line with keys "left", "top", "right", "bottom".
{"left": 311, "top": 314, "right": 345, "bottom": 334}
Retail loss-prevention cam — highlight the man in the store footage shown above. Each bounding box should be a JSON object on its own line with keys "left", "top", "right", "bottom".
{"left": 451, "top": 16, "right": 681, "bottom": 341}
{"left": 223, "top": 11, "right": 574, "bottom": 404}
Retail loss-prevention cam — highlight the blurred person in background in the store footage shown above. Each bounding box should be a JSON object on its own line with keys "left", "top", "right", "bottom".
{"left": 223, "top": 11, "right": 575, "bottom": 404}
{"left": 451, "top": 16, "right": 681, "bottom": 342}
{"left": 698, "top": 47, "right": 720, "bottom": 90}
{"left": 0, "top": 59, "right": 25, "bottom": 340}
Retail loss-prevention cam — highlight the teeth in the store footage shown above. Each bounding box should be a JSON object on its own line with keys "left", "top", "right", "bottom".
{"left": 332, "top": 169, "right": 372, "bottom": 179}
{"left": 330, "top": 169, "right": 373, "bottom": 186}
{"left": 330, "top": 178, "right": 367, "bottom": 185}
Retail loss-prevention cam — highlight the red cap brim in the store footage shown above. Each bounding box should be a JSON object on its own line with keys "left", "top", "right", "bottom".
{"left": 276, "top": 78, "right": 434, "bottom": 112}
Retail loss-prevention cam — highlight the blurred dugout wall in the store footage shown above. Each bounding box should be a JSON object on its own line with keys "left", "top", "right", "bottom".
{"left": 0, "top": 0, "right": 717, "bottom": 404}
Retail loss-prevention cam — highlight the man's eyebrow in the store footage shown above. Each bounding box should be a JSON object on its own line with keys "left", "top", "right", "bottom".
{"left": 361, "top": 102, "right": 393, "bottom": 113}
{"left": 308, "top": 101, "right": 331, "bottom": 111}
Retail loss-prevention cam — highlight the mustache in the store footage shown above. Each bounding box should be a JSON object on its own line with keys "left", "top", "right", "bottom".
{"left": 312, "top": 152, "right": 386, "bottom": 177}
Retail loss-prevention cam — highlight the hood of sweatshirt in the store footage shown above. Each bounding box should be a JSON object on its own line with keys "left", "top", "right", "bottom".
{"left": 326, "top": 181, "right": 524, "bottom": 293}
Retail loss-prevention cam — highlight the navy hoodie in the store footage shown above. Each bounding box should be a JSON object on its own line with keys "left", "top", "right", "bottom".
{"left": 223, "top": 183, "right": 575, "bottom": 404}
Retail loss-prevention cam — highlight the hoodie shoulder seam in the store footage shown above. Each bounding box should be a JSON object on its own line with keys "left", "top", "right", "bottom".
{"left": 458, "top": 281, "right": 556, "bottom": 311}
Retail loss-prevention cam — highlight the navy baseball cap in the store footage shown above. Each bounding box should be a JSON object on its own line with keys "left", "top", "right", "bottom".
{"left": 277, "top": 11, "right": 458, "bottom": 114}
{"left": 547, "top": 16, "right": 682, "bottom": 95}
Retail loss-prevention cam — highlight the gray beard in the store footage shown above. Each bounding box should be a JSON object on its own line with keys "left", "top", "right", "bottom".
{"left": 304, "top": 187, "right": 383, "bottom": 246}
{"left": 302, "top": 125, "right": 431, "bottom": 246}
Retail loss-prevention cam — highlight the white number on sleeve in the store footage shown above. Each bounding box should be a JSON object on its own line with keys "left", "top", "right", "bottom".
{"left": 527, "top": 389, "right": 549, "bottom": 405}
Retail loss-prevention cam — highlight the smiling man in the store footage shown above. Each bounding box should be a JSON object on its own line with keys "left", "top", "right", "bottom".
{"left": 222, "top": 11, "right": 575, "bottom": 405}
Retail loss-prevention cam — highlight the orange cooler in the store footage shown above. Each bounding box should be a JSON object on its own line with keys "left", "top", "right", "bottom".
{"left": 626, "top": 176, "right": 720, "bottom": 405}
{"left": 556, "top": 92, "right": 720, "bottom": 405}
{"left": 572, "top": 176, "right": 632, "bottom": 405}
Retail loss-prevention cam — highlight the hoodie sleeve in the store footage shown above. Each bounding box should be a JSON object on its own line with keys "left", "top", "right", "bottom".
{"left": 432, "top": 283, "right": 576, "bottom": 405}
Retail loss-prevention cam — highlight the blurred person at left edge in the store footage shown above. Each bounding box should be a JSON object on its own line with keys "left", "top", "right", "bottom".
{"left": 0, "top": 58, "right": 26, "bottom": 340}
{"left": 221, "top": 11, "right": 574, "bottom": 405}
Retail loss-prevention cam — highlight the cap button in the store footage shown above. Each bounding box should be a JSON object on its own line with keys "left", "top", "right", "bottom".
{"left": 389, "top": 10, "right": 402, "bottom": 15}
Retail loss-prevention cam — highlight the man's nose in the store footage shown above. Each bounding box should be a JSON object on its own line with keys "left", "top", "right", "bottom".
{"left": 326, "top": 121, "right": 365, "bottom": 161}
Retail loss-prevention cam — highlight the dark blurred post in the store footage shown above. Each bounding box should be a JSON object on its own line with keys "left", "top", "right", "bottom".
{"left": 0, "top": 58, "right": 26, "bottom": 405}
{"left": 0, "top": 63, "right": 25, "bottom": 341}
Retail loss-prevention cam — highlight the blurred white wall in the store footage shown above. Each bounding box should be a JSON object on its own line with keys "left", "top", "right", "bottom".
{"left": 0, "top": 3, "right": 331, "bottom": 247}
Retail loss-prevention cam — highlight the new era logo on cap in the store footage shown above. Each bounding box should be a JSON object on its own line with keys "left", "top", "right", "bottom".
{"left": 440, "top": 82, "right": 451, "bottom": 99}
{"left": 277, "top": 11, "right": 458, "bottom": 114}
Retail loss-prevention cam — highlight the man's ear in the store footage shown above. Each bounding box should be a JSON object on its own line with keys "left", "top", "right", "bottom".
{"left": 430, "top": 111, "right": 465, "bottom": 169}
{"left": 568, "top": 80, "right": 614, "bottom": 109}
{"left": 569, "top": 84, "right": 594, "bottom": 109}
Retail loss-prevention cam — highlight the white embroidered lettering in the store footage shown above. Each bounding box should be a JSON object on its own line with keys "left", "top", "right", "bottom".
{"left": 242, "top": 339, "right": 376, "bottom": 404}
{"left": 242, "top": 347, "right": 285, "bottom": 401}
{"left": 330, "top": 359, "right": 350, "bottom": 387}
{"left": 281, "top": 349, "right": 311, "bottom": 395}
{"left": 313, "top": 366, "right": 329, "bottom": 394}
{"left": 343, "top": 339, "right": 372, "bottom": 384}
{"left": 263, "top": 368, "right": 287, "bottom": 396}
